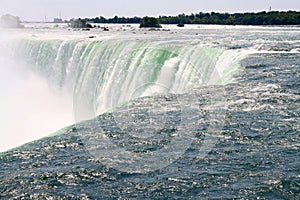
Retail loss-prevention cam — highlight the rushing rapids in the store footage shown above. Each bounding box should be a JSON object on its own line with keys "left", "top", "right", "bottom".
{"left": 0, "top": 24, "right": 299, "bottom": 199}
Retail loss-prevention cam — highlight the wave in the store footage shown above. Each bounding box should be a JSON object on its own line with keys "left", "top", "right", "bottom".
{"left": 251, "top": 44, "right": 300, "bottom": 53}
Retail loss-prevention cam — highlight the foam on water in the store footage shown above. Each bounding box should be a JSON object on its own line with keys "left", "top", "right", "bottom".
{"left": 0, "top": 24, "right": 299, "bottom": 199}
{"left": 0, "top": 24, "right": 299, "bottom": 152}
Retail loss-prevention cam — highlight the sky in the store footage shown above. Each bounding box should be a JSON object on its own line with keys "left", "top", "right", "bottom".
{"left": 0, "top": 0, "right": 300, "bottom": 22}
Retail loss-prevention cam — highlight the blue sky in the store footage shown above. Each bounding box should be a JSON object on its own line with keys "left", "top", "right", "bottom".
{"left": 1, "top": 0, "right": 300, "bottom": 21}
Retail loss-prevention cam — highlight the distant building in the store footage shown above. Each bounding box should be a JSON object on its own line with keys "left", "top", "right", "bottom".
{"left": 53, "top": 18, "right": 63, "bottom": 23}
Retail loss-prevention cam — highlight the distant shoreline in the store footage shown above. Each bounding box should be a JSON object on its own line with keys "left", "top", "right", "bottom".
{"left": 27, "top": 11, "right": 300, "bottom": 26}
{"left": 21, "top": 22, "right": 300, "bottom": 28}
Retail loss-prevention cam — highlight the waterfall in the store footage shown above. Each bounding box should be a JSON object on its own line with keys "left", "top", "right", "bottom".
{"left": 11, "top": 39, "right": 247, "bottom": 122}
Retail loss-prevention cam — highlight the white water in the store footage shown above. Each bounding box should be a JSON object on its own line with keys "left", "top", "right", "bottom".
{"left": 3, "top": 24, "right": 288, "bottom": 152}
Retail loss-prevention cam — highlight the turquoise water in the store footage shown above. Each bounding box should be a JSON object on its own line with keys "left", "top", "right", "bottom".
{"left": 0, "top": 25, "right": 299, "bottom": 199}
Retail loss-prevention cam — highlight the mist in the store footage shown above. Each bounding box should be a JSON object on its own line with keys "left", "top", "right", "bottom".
{"left": 0, "top": 31, "right": 74, "bottom": 152}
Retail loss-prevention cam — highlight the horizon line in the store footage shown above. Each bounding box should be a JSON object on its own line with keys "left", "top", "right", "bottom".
{"left": 17, "top": 9, "right": 300, "bottom": 23}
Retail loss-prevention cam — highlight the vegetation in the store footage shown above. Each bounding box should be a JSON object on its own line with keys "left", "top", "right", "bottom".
{"left": 82, "top": 11, "right": 300, "bottom": 26}
{"left": 88, "top": 16, "right": 142, "bottom": 24}
{"left": 158, "top": 11, "right": 300, "bottom": 25}
{"left": 0, "top": 14, "right": 24, "bottom": 28}
{"left": 69, "top": 18, "right": 93, "bottom": 28}
{"left": 140, "top": 17, "right": 162, "bottom": 28}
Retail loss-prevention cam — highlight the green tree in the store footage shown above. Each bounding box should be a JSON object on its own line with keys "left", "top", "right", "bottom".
{"left": 140, "top": 17, "right": 162, "bottom": 28}
{"left": 225, "top": 16, "right": 235, "bottom": 25}
{"left": 83, "top": 11, "right": 300, "bottom": 26}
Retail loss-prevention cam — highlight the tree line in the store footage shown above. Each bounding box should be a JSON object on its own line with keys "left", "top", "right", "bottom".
{"left": 82, "top": 11, "right": 300, "bottom": 25}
